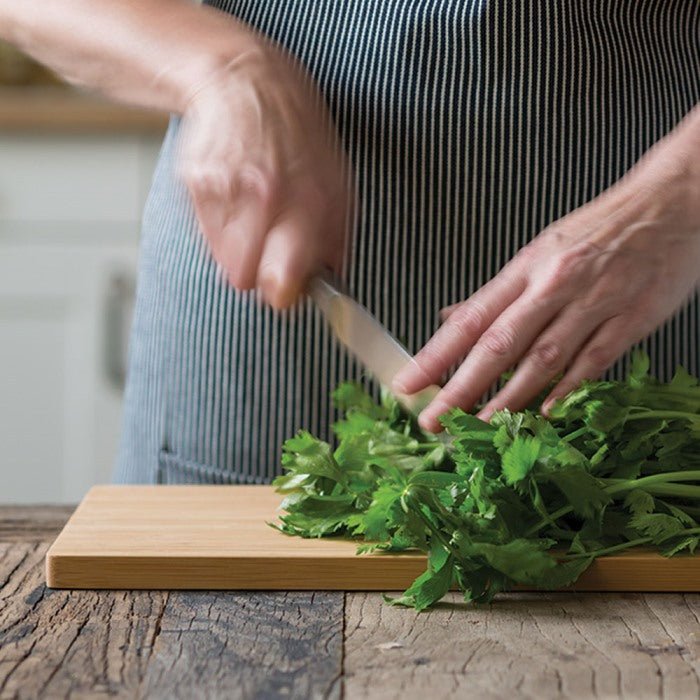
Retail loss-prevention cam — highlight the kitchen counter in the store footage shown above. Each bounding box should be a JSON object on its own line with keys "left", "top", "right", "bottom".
{"left": 1, "top": 507, "right": 698, "bottom": 699}
{"left": 0, "top": 87, "right": 168, "bottom": 133}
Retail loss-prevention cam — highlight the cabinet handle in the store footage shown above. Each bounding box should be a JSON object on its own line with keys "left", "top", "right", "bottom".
{"left": 104, "top": 271, "right": 135, "bottom": 391}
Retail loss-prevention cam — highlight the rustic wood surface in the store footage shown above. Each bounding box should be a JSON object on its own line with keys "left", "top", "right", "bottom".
{"left": 0, "top": 506, "right": 73, "bottom": 542}
{"left": 344, "top": 592, "right": 700, "bottom": 700}
{"left": 2, "top": 507, "right": 700, "bottom": 700}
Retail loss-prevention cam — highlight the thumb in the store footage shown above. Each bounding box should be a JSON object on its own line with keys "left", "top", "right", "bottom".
{"left": 257, "top": 208, "right": 320, "bottom": 309}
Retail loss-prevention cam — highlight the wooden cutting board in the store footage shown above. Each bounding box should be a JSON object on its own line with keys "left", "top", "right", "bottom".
{"left": 46, "top": 485, "right": 700, "bottom": 591}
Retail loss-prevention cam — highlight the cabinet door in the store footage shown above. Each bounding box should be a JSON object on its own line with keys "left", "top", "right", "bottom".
{"left": 0, "top": 132, "right": 162, "bottom": 504}
{"left": 0, "top": 243, "right": 138, "bottom": 503}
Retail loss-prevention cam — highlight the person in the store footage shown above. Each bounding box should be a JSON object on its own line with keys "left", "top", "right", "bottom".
{"left": 2, "top": 1, "right": 698, "bottom": 485}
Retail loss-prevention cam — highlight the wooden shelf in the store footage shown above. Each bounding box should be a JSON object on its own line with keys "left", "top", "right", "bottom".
{"left": 0, "top": 87, "right": 169, "bottom": 134}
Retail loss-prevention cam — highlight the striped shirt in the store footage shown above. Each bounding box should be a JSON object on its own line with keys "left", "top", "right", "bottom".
{"left": 115, "top": 0, "right": 700, "bottom": 485}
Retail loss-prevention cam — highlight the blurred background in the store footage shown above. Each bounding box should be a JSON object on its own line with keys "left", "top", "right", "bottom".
{"left": 0, "top": 41, "right": 168, "bottom": 503}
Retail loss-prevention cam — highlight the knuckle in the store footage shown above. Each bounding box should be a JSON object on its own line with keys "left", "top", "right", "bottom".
{"left": 438, "top": 384, "right": 471, "bottom": 410}
{"left": 183, "top": 165, "right": 230, "bottom": 199}
{"left": 480, "top": 322, "right": 518, "bottom": 358}
{"left": 551, "top": 242, "right": 599, "bottom": 281}
{"left": 239, "top": 166, "right": 279, "bottom": 208}
{"left": 449, "top": 301, "right": 489, "bottom": 342}
{"left": 413, "top": 343, "right": 449, "bottom": 375}
{"left": 529, "top": 341, "right": 564, "bottom": 372}
{"left": 548, "top": 256, "right": 576, "bottom": 288}
{"left": 582, "top": 344, "right": 615, "bottom": 373}
{"left": 181, "top": 166, "right": 201, "bottom": 192}
{"left": 513, "top": 241, "right": 537, "bottom": 266}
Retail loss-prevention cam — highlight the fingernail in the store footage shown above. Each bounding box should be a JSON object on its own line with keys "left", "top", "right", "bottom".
{"left": 541, "top": 398, "right": 554, "bottom": 416}
{"left": 418, "top": 412, "right": 439, "bottom": 433}
{"left": 392, "top": 361, "right": 419, "bottom": 394}
{"left": 259, "top": 270, "right": 280, "bottom": 305}
{"left": 476, "top": 407, "right": 493, "bottom": 422}
{"left": 418, "top": 401, "right": 450, "bottom": 432}
{"left": 392, "top": 376, "right": 408, "bottom": 394}
{"left": 391, "top": 368, "right": 409, "bottom": 394}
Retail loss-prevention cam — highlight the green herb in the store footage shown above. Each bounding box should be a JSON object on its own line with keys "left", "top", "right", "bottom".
{"left": 273, "top": 351, "right": 700, "bottom": 610}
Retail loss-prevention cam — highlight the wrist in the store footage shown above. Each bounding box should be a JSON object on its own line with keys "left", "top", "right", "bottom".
{"left": 157, "top": 30, "right": 264, "bottom": 115}
{"left": 622, "top": 104, "right": 700, "bottom": 204}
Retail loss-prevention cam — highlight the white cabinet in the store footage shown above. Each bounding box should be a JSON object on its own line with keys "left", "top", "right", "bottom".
{"left": 0, "top": 132, "right": 164, "bottom": 503}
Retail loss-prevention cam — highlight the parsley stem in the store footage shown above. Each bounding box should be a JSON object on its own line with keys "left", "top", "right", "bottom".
{"left": 634, "top": 387, "right": 700, "bottom": 403}
{"left": 403, "top": 495, "right": 456, "bottom": 556}
{"left": 666, "top": 526, "right": 700, "bottom": 537}
{"left": 624, "top": 410, "right": 700, "bottom": 423}
{"left": 603, "top": 483, "right": 700, "bottom": 500}
{"left": 603, "top": 471, "right": 700, "bottom": 496}
{"left": 413, "top": 443, "right": 447, "bottom": 452}
{"left": 564, "top": 527, "right": 700, "bottom": 560}
{"left": 564, "top": 537, "right": 651, "bottom": 559}
{"left": 562, "top": 427, "right": 589, "bottom": 442}
{"left": 525, "top": 471, "right": 700, "bottom": 537}
{"left": 525, "top": 503, "right": 579, "bottom": 537}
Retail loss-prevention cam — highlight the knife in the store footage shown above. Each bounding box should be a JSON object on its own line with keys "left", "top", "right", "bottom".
{"left": 308, "top": 270, "right": 441, "bottom": 416}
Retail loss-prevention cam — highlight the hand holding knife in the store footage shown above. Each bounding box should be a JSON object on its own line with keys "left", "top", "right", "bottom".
{"left": 308, "top": 270, "right": 441, "bottom": 417}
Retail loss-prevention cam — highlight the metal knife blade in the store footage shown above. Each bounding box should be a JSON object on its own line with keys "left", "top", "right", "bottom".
{"left": 308, "top": 271, "right": 441, "bottom": 415}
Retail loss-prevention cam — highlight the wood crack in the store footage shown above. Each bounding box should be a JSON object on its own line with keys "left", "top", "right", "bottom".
{"left": 35, "top": 611, "right": 90, "bottom": 698}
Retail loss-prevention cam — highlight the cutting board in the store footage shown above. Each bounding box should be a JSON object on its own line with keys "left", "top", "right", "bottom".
{"left": 46, "top": 485, "right": 700, "bottom": 591}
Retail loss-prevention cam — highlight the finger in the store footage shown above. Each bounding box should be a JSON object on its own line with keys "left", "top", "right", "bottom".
{"left": 219, "top": 207, "right": 270, "bottom": 290}
{"left": 436, "top": 250, "right": 533, "bottom": 325}
{"left": 185, "top": 167, "right": 231, "bottom": 249}
{"left": 186, "top": 165, "right": 278, "bottom": 290}
{"left": 222, "top": 168, "right": 282, "bottom": 289}
{"left": 417, "top": 293, "right": 562, "bottom": 432}
{"left": 392, "top": 268, "right": 528, "bottom": 395}
{"left": 439, "top": 302, "right": 462, "bottom": 322}
{"left": 257, "top": 205, "right": 322, "bottom": 308}
{"left": 475, "top": 306, "right": 609, "bottom": 421}
{"left": 541, "top": 315, "right": 637, "bottom": 415}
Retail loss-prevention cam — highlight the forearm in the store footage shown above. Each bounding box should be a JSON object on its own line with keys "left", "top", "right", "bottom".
{"left": 0, "top": 0, "right": 256, "bottom": 113}
{"left": 633, "top": 101, "right": 700, "bottom": 191}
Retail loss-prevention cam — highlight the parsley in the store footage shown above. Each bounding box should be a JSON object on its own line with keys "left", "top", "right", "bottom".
{"left": 273, "top": 352, "right": 700, "bottom": 610}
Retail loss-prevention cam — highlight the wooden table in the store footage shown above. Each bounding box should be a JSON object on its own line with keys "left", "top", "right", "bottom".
{"left": 2, "top": 507, "right": 699, "bottom": 699}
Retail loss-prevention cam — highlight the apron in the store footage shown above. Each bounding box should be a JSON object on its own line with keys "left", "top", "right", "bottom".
{"left": 114, "top": 0, "right": 700, "bottom": 485}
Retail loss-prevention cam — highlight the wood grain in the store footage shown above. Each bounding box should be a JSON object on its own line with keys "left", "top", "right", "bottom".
{"left": 0, "top": 506, "right": 73, "bottom": 542}
{"left": 0, "top": 536, "right": 343, "bottom": 698}
{"left": 343, "top": 591, "right": 700, "bottom": 700}
{"left": 46, "top": 485, "right": 700, "bottom": 592}
{"left": 0, "top": 541, "right": 167, "bottom": 699}
{"left": 140, "top": 592, "right": 343, "bottom": 700}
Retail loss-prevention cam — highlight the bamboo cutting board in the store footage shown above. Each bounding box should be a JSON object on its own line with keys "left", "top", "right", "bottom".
{"left": 46, "top": 485, "right": 700, "bottom": 591}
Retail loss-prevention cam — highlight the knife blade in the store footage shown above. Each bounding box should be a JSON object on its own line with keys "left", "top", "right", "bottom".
{"left": 308, "top": 271, "right": 441, "bottom": 415}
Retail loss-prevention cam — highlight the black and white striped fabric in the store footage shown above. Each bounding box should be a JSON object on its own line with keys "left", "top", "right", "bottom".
{"left": 114, "top": 0, "right": 700, "bottom": 485}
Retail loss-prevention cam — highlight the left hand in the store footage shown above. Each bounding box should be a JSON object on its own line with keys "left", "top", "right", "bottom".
{"left": 393, "top": 105, "right": 700, "bottom": 432}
